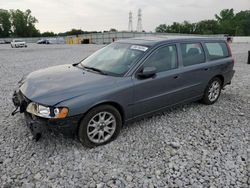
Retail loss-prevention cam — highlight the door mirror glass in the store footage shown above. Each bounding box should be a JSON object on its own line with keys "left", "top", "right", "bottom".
{"left": 138, "top": 67, "right": 156, "bottom": 78}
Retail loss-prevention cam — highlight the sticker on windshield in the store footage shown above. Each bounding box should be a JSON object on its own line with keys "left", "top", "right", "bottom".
{"left": 130, "top": 45, "right": 148, "bottom": 52}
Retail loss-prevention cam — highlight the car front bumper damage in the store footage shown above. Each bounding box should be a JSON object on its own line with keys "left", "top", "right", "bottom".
{"left": 12, "top": 90, "right": 81, "bottom": 140}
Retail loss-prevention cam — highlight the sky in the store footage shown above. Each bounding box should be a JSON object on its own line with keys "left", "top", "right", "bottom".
{"left": 0, "top": 0, "right": 249, "bottom": 33}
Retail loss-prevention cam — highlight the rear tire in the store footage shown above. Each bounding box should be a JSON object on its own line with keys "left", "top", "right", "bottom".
{"left": 78, "top": 105, "right": 122, "bottom": 148}
{"left": 201, "top": 77, "right": 222, "bottom": 105}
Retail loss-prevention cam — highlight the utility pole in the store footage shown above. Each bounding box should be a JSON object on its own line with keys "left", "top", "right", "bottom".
{"left": 136, "top": 9, "right": 142, "bottom": 32}
{"left": 128, "top": 11, "right": 133, "bottom": 32}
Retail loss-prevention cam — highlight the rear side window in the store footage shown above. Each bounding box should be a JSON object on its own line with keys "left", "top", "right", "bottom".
{"left": 180, "top": 43, "right": 205, "bottom": 67}
{"left": 204, "top": 42, "right": 229, "bottom": 60}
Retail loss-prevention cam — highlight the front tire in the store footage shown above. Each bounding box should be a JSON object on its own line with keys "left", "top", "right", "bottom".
{"left": 78, "top": 105, "right": 122, "bottom": 148}
{"left": 202, "top": 77, "right": 222, "bottom": 105}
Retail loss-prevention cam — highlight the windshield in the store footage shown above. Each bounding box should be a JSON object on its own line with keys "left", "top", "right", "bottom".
{"left": 80, "top": 43, "right": 148, "bottom": 76}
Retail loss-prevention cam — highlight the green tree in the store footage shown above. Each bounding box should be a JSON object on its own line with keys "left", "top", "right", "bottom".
{"left": 169, "top": 22, "right": 182, "bottom": 33}
{"left": 41, "top": 31, "right": 56, "bottom": 37}
{"left": 155, "top": 9, "right": 250, "bottom": 36}
{"left": 58, "top": 29, "right": 101, "bottom": 36}
{"left": 68, "top": 29, "right": 83, "bottom": 35}
{"left": 156, "top": 22, "right": 194, "bottom": 34}
{"left": 215, "top": 9, "right": 236, "bottom": 35}
{"left": 109, "top": 28, "right": 117, "bottom": 32}
{"left": 180, "top": 21, "right": 195, "bottom": 34}
{"left": 234, "top": 10, "right": 250, "bottom": 36}
{"left": 194, "top": 20, "right": 219, "bottom": 34}
{"left": 10, "top": 9, "right": 40, "bottom": 37}
{"left": 0, "top": 9, "right": 11, "bottom": 37}
{"left": 155, "top": 24, "right": 168, "bottom": 33}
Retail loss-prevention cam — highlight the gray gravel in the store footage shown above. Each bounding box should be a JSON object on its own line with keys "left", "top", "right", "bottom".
{"left": 0, "top": 43, "right": 249, "bottom": 187}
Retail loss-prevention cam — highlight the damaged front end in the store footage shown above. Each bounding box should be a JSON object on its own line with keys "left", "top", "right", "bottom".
{"left": 12, "top": 74, "right": 28, "bottom": 115}
{"left": 12, "top": 90, "right": 25, "bottom": 113}
{"left": 11, "top": 89, "right": 80, "bottom": 141}
{"left": 12, "top": 90, "right": 44, "bottom": 141}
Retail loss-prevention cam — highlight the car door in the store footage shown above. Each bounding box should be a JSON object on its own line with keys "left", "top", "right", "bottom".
{"left": 202, "top": 41, "right": 234, "bottom": 84}
{"left": 176, "top": 42, "right": 210, "bottom": 99}
{"left": 131, "top": 44, "right": 186, "bottom": 117}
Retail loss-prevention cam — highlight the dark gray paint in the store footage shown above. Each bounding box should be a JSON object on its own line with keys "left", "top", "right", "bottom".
{"left": 19, "top": 37, "right": 235, "bottom": 122}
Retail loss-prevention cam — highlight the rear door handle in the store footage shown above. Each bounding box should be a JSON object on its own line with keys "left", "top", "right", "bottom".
{"left": 204, "top": 68, "right": 209, "bottom": 71}
{"left": 173, "top": 75, "right": 179, "bottom": 79}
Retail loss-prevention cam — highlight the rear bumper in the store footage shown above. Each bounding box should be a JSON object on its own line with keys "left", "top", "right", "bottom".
{"left": 223, "top": 69, "right": 235, "bottom": 87}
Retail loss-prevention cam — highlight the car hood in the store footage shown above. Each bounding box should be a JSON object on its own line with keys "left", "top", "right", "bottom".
{"left": 20, "top": 64, "right": 116, "bottom": 106}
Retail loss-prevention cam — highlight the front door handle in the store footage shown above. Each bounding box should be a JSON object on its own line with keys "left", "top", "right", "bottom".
{"left": 204, "top": 68, "right": 209, "bottom": 71}
{"left": 173, "top": 75, "right": 179, "bottom": 79}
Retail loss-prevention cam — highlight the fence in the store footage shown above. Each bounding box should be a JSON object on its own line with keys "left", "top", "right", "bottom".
{"left": 1, "top": 32, "right": 250, "bottom": 44}
{"left": 232, "top": 36, "right": 250, "bottom": 43}
{"left": 65, "top": 32, "right": 226, "bottom": 44}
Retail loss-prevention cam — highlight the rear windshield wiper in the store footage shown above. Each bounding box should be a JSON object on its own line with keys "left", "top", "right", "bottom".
{"left": 82, "top": 65, "right": 108, "bottom": 75}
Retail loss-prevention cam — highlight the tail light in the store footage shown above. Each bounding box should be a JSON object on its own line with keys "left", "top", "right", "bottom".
{"left": 226, "top": 42, "right": 232, "bottom": 56}
{"left": 226, "top": 42, "right": 235, "bottom": 64}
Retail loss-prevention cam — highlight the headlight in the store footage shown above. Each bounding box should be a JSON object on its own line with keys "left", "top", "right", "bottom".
{"left": 26, "top": 102, "right": 68, "bottom": 119}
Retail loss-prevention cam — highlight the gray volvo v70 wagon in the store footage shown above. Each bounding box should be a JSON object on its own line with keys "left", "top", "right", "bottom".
{"left": 12, "top": 37, "right": 235, "bottom": 147}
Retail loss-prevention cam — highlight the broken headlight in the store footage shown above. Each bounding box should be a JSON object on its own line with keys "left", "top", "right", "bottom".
{"left": 26, "top": 102, "right": 68, "bottom": 119}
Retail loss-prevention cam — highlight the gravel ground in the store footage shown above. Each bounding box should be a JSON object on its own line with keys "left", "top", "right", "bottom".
{"left": 0, "top": 43, "right": 249, "bottom": 188}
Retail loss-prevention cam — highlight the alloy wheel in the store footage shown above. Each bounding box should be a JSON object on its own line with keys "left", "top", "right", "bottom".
{"left": 208, "top": 80, "right": 221, "bottom": 102}
{"left": 87, "top": 111, "right": 116, "bottom": 144}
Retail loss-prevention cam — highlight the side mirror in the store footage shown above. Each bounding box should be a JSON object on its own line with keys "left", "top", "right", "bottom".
{"left": 138, "top": 67, "right": 157, "bottom": 78}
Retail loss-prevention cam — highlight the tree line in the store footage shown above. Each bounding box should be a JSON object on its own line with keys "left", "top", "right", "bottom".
{"left": 155, "top": 9, "right": 250, "bottom": 36}
{"left": 0, "top": 9, "right": 39, "bottom": 37}
{"left": 1, "top": 8, "right": 249, "bottom": 38}
{"left": 0, "top": 9, "right": 106, "bottom": 38}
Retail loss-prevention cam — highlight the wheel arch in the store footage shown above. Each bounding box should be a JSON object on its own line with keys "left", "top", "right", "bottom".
{"left": 97, "top": 101, "right": 125, "bottom": 123}
{"left": 203, "top": 74, "right": 224, "bottom": 95}
{"left": 214, "top": 75, "right": 224, "bottom": 86}
{"left": 201, "top": 74, "right": 224, "bottom": 105}
{"left": 77, "top": 101, "right": 125, "bottom": 128}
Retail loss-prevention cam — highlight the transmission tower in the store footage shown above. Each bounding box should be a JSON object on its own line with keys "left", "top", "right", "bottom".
{"left": 136, "top": 9, "right": 142, "bottom": 32}
{"left": 128, "top": 11, "right": 133, "bottom": 32}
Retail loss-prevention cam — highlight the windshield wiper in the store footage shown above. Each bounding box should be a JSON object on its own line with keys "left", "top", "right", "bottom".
{"left": 82, "top": 65, "right": 108, "bottom": 75}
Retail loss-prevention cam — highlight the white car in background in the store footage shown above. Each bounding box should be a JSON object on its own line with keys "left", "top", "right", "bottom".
{"left": 0, "top": 40, "right": 6, "bottom": 44}
{"left": 11, "top": 39, "right": 27, "bottom": 48}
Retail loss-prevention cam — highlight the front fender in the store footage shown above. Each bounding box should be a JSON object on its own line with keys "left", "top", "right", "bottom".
{"left": 56, "top": 78, "right": 134, "bottom": 120}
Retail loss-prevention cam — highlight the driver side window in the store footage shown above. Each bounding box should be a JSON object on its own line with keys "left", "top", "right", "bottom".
{"left": 143, "top": 45, "right": 178, "bottom": 73}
